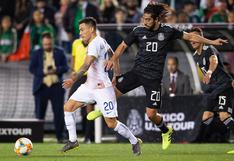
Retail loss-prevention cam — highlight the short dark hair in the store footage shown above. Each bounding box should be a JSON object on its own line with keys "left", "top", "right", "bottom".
{"left": 168, "top": 56, "right": 179, "bottom": 65}
{"left": 79, "top": 17, "right": 97, "bottom": 30}
{"left": 144, "top": 3, "right": 169, "bottom": 20}
{"left": 42, "top": 32, "right": 52, "bottom": 39}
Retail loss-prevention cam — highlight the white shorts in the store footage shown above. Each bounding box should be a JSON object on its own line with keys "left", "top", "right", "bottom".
{"left": 69, "top": 84, "right": 118, "bottom": 118}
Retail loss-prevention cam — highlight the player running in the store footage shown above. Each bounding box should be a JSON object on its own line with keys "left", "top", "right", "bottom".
{"left": 190, "top": 27, "right": 234, "bottom": 140}
{"left": 61, "top": 17, "right": 142, "bottom": 155}
{"left": 87, "top": 3, "right": 227, "bottom": 150}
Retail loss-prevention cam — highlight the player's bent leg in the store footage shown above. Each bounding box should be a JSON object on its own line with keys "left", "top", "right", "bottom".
{"left": 196, "top": 111, "right": 214, "bottom": 142}
{"left": 61, "top": 100, "right": 85, "bottom": 152}
{"left": 87, "top": 87, "right": 124, "bottom": 121}
{"left": 219, "top": 112, "right": 234, "bottom": 129}
{"left": 104, "top": 117, "right": 142, "bottom": 156}
{"left": 146, "top": 108, "right": 173, "bottom": 150}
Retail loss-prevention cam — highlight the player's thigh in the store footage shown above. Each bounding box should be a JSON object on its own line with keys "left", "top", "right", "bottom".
{"left": 215, "top": 87, "right": 233, "bottom": 114}
{"left": 64, "top": 99, "right": 85, "bottom": 112}
{"left": 115, "top": 71, "right": 141, "bottom": 94}
{"left": 67, "top": 84, "right": 95, "bottom": 111}
{"left": 68, "top": 76, "right": 87, "bottom": 97}
{"left": 94, "top": 86, "right": 118, "bottom": 118}
{"left": 142, "top": 79, "right": 162, "bottom": 109}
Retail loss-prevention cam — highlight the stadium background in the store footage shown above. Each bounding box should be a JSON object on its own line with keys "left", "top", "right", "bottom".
{"left": 0, "top": 0, "right": 234, "bottom": 144}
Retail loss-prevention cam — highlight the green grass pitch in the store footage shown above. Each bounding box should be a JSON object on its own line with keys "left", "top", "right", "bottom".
{"left": 0, "top": 143, "right": 233, "bottom": 161}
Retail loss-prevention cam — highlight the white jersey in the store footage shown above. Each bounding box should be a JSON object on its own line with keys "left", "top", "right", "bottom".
{"left": 85, "top": 36, "right": 112, "bottom": 89}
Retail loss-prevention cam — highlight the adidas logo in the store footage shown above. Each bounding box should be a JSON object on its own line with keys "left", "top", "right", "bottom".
{"left": 142, "top": 35, "right": 147, "bottom": 39}
{"left": 153, "top": 102, "right": 157, "bottom": 106}
{"left": 219, "top": 106, "right": 224, "bottom": 110}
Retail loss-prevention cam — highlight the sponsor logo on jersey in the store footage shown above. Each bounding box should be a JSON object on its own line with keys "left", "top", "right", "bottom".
{"left": 127, "top": 109, "right": 143, "bottom": 135}
{"left": 142, "top": 35, "right": 147, "bottom": 39}
{"left": 158, "top": 33, "right": 165, "bottom": 41}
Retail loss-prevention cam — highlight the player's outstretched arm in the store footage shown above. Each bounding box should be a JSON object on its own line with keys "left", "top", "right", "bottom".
{"left": 105, "top": 41, "right": 128, "bottom": 70}
{"left": 183, "top": 32, "right": 228, "bottom": 46}
{"left": 62, "top": 55, "right": 96, "bottom": 89}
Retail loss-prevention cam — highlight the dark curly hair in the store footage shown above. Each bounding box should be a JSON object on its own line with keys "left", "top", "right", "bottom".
{"left": 144, "top": 3, "right": 169, "bottom": 20}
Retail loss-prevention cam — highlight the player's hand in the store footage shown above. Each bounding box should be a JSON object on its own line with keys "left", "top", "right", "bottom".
{"left": 203, "top": 73, "right": 211, "bottom": 84}
{"left": 62, "top": 79, "right": 74, "bottom": 89}
{"left": 112, "top": 76, "right": 117, "bottom": 85}
{"left": 105, "top": 59, "right": 114, "bottom": 71}
{"left": 212, "top": 38, "right": 228, "bottom": 46}
{"left": 232, "top": 80, "right": 234, "bottom": 89}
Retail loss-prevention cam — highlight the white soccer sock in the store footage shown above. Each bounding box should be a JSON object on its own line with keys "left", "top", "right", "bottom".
{"left": 64, "top": 112, "right": 77, "bottom": 142}
{"left": 114, "top": 121, "right": 138, "bottom": 144}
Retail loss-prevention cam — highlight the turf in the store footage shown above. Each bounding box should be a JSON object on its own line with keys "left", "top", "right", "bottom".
{"left": 0, "top": 143, "right": 233, "bottom": 161}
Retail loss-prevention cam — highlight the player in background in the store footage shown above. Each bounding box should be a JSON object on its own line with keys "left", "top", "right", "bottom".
{"left": 190, "top": 27, "right": 234, "bottom": 141}
{"left": 60, "top": 17, "right": 142, "bottom": 155}
{"left": 87, "top": 3, "right": 227, "bottom": 150}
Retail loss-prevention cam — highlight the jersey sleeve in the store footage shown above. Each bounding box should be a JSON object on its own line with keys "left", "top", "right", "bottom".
{"left": 171, "top": 28, "right": 184, "bottom": 40}
{"left": 123, "top": 29, "right": 137, "bottom": 46}
{"left": 87, "top": 40, "right": 99, "bottom": 58}
{"left": 206, "top": 46, "right": 218, "bottom": 59}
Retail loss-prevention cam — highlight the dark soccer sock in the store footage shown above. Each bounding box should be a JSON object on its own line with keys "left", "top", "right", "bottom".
{"left": 156, "top": 118, "right": 169, "bottom": 134}
{"left": 196, "top": 117, "right": 214, "bottom": 142}
{"left": 222, "top": 117, "right": 234, "bottom": 129}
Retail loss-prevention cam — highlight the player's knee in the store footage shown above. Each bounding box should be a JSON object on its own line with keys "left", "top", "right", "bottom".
{"left": 219, "top": 112, "right": 231, "bottom": 122}
{"left": 202, "top": 111, "right": 214, "bottom": 121}
{"left": 64, "top": 103, "right": 73, "bottom": 112}
{"left": 146, "top": 110, "right": 157, "bottom": 121}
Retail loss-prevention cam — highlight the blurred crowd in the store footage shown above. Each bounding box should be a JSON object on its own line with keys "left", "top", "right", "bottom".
{"left": 1, "top": 0, "right": 234, "bottom": 61}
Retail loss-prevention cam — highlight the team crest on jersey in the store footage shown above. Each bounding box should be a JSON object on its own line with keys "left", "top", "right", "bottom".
{"left": 158, "top": 33, "right": 165, "bottom": 41}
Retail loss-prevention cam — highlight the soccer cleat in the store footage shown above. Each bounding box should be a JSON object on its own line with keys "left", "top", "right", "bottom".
{"left": 87, "top": 110, "right": 102, "bottom": 120}
{"left": 162, "top": 126, "right": 173, "bottom": 150}
{"left": 132, "top": 138, "right": 142, "bottom": 156}
{"left": 60, "top": 140, "right": 79, "bottom": 152}
{"left": 227, "top": 150, "right": 234, "bottom": 154}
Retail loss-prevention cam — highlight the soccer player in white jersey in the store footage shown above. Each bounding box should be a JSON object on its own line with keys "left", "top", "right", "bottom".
{"left": 60, "top": 17, "right": 142, "bottom": 155}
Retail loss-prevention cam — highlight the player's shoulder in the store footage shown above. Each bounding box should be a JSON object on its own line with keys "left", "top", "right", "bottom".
{"left": 160, "top": 23, "right": 177, "bottom": 31}
{"left": 203, "top": 45, "right": 217, "bottom": 54}
{"left": 88, "top": 36, "right": 109, "bottom": 50}
{"left": 132, "top": 25, "right": 147, "bottom": 32}
{"left": 72, "top": 39, "right": 83, "bottom": 46}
